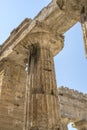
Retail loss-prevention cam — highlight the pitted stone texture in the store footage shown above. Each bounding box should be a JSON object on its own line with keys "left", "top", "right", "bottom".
{"left": 24, "top": 43, "right": 61, "bottom": 130}
{"left": 0, "top": 1, "right": 87, "bottom": 129}
{"left": 0, "top": 69, "right": 87, "bottom": 130}
{"left": 81, "top": 6, "right": 87, "bottom": 57}
{"left": 73, "top": 120, "right": 87, "bottom": 130}
{"left": 0, "top": 60, "right": 26, "bottom": 130}
{"left": 1, "top": 0, "right": 87, "bottom": 61}
{"left": 58, "top": 87, "right": 87, "bottom": 122}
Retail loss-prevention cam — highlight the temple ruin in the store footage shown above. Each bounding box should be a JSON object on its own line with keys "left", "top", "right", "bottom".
{"left": 0, "top": 0, "right": 87, "bottom": 130}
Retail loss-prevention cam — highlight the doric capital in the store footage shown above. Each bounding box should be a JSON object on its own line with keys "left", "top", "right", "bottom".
{"left": 23, "top": 31, "right": 64, "bottom": 56}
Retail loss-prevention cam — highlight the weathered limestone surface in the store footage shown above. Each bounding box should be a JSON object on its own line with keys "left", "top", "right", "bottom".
{"left": 81, "top": 6, "right": 87, "bottom": 57}
{"left": 61, "top": 121, "right": 68, "bottom": 130}
{"left": 59, "top": 87, "right": 87, "bottom": 122}
{"left": 24, "top": 43, "right": 61, "bottom": 130}
{"left": 58, "top": 87, "right": 87, "bottom": 129}
{"left": 0, "top": 0, "right": 87, "bottom": 130}
{"left": 0, "top": 0, "right": 87, "bottom": 62}
{"left": 73, "top": 120, "right": 87, "bottom": 130}
{"left": 0, "top": 68, "right": 87, "bottom": 130}
{"left": 0, "top": 38, "right": 63, "bottom": 130}
{"left": 0, "top": 60, "right": 26, "bottom": 130}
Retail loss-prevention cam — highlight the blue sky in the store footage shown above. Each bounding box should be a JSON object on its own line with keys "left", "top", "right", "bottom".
{"left": 54, "top": 22, "right": 87, "bottom": 94}
{"left": 0, "top": 0, "right": 87, "bottom": 129}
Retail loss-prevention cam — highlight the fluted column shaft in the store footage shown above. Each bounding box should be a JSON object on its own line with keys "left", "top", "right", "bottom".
{"left": 24, "top": 43, "right": 61, "bottom": 130}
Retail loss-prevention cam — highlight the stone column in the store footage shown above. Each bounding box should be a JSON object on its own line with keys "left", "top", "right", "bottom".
{"left": 0, "top": 59, "right": 26, "bottom": 130}
{"left": 81, "top": 6, "right": 87, "bottom": 56}
{"left": 24, "top": 42, "right": 62, "bottom": 130}
{"left": 73, "top": 121, "right": 87, "bottom": 130}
